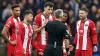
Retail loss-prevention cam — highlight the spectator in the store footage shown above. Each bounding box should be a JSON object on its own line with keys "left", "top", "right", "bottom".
{"left": 63, "top": 2, "right": 71, "bottom": 11}
{"left": 69, "top": 0, "right": 79, "bottom": 19}
{"left": 88, "top": 5, "right": 97, "bottom": 23}
{"left": 81, "top": 3, "right": 87, "bottom": 8}
{"left": 2, "top": 3, "right": 12, "bottom": 22}
{"left": 96, "top": 9, "right": 100, "bottom": 38}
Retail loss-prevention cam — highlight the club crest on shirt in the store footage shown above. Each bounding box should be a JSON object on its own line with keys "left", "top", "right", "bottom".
{"left": 85, "top": 24, "right": 88, "bottom": 27}
{"left": 8, "top": 21, "right": 11, "bottom": 26}
{"left": 78, "top": 24, "right": 79, "bottom": 26}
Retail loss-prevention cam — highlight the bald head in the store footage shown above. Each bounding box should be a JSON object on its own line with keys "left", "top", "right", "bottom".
{"left": 54, "top": 9, "right": 63, "bottom": 19}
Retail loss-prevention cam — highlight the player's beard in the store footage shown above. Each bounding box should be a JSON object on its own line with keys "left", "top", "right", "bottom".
{"left": 27, "top": 20, "right": 32, "bottom": 24}
{"left": 15, "top": 13, "right": 20, "bottom": 18}
{"left": 79, "top": 16, "right": 85, "bottom": 20}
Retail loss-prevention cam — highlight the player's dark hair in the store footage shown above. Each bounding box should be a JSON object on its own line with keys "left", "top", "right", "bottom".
{"left": 79, "top": 8, "right": 89, "bottom": 13}
{"left": 44, "top": 2, "right": 54, "bottom": 7}
{"left": 23, "top": 10, "right": 33, "bottom": 17}
{"left": 11, "top": 4, "right": 20, "bottom": 10}
{"left": 63, "top": 10, "right": 70, "bottom": 24}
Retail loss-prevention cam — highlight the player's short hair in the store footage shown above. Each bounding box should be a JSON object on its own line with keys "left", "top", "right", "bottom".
{"left": 54, "top": 9, "right": 63, "bottom": 18}
{"left": 44, "top": 2, "right": 54, "bottom": 7}
{"left": 23, "top": 10, "right": 33, "bottom": 17}
{"left": 79, "top": 8, "right": 89, "bottom": 13}
{"left": 11, "top": 4, "right": 20, "bottom": 10}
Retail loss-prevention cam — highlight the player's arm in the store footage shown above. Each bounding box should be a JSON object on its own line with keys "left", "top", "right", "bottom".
{"left": 1, "top": 26, "right": 10, "bottom": 42}
{"left": 31, "top": 38, "right": 41, "bottom": 51}
{"left": 31, "top": 39, "right": 44, "bottom": 55}
{"left": 33, "top": 24, "right": 46, "bottom": 34}
{"left": 33, "top": 16, "right": 48, "bottom": 34}
{"left": 90, "top": 21, "right": 98, "bottom": 46}
{"left": 1, "top": 20, "right": 16, "bottom": 45}
{"left": 90, "top": 21, "right": 98, "bottom": 52}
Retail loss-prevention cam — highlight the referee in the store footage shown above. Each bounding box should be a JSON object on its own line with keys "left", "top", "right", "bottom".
{"left": 44, "top": 9, "right": 70, "bottom": 56}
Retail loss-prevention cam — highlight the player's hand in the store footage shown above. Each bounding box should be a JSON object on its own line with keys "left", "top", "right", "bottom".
{"left": 38, "top": 51, "right": 43, "bottom": 55}
{"left": 38, "top": 49, "right": 44, "bottom": 55}
{"left": 93, "top": 46, "right": 97, "bottom": 52}
{"left": 69, "top": 45, "right": 74, "bottom": 51}
{"left": 9, "top": 40, "right": 17, "bottom": 45}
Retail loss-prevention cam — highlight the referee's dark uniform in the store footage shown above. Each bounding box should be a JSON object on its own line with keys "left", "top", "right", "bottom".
{"left": 44, "top": 20, "right": 69, "bottom": 56}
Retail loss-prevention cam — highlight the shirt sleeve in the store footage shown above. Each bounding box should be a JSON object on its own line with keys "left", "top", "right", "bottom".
{"left": 34, "top": 15, "right": 41, "bottom": 27}
{"left": 90, "top": 21, "right": 98, "bottom": 46}
{"left": 31, "top": 38, "right": 40, "bottom": 51}
{"left": 4, "top": 18, "right": 13, "bottom": 28}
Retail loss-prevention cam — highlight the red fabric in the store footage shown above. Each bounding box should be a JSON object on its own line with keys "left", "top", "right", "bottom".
{"left": 34, "top": 13, "right": 55, "bottom": 56}
{"left": 15, "top": 53, "right": 24, "bottom": 56}
{"left": 34, "top": 13, "right": 55, "bottom": 49}
{"left": 31, "top": 39, "right": 40, "bottom": 51}
{"left": 19, "top": 22, "right": 39, "bottom": 54}
{"left": 75, "top": 49, "right": 92, "bottom": 56}
{"left": 73, "top": 19, "right": 98, "bottom": 50}
{"left": 5, "top": 16, "right": 24, "bottom": 56}
{"left": 25, "top": 53, "right": 31, "bottom": 56}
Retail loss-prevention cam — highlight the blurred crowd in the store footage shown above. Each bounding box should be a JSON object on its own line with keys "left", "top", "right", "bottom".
{"left": 0, "top": 0, "right": 100, "bottom": 56}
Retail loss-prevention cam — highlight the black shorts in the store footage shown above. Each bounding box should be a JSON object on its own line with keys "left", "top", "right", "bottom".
{"left": 44, "top": 44, "right": 63, "bottom": 56}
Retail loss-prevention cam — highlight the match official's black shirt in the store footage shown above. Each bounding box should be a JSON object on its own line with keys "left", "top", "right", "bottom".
{"left": 45, "top": 20, "right": 68, "bottom": 46}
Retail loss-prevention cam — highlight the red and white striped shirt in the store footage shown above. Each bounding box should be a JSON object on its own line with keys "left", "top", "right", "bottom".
{"left": 34, "top": 13, "right": 55, "bottom": 49}
{"left": 73, "top": 19, "right": 98, "bottom": 50}
{"left": 19, "top": 22, "right": 39, "bottom": 54}
{"left": 5, "top": 16, "right": 24, "bottom": 54}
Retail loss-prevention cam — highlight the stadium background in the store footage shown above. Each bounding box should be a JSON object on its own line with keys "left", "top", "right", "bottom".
{"left": 0, "top": 0, "right": 100, "bottom": 56}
